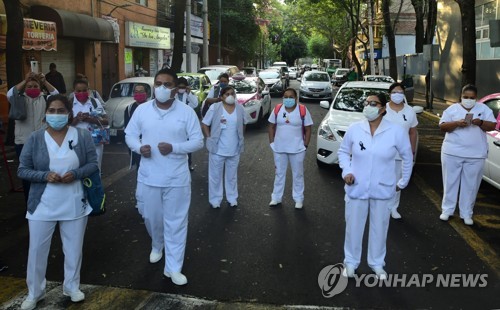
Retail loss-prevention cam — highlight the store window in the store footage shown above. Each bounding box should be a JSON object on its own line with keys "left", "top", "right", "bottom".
{"left": 136, "top": 0, "right": 148, "bottom": 6}
{"left": 475, "top": 0, "right": 499, "bottom": 59}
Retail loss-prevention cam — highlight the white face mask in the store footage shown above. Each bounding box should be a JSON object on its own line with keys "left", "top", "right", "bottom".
{"left": 363, "top": 105, "right": 381, "bottom": 121}
{"left": 461, "top": 98, "right": 476, "bottom": 109}
{"left": 154, "top": 85, "right": 173, "bottom": 103}
{"left": 225, "top": 95, "right": 236, "bottom": 105}
{"left": 177, "top": 88, "right": 186, "bottom": 94}
{"left": 390, "top": 93, "right": 405, "bottom": 104}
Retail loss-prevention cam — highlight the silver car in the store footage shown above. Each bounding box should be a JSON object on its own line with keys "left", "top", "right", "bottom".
{"left": 299, "top": 70, "right": 333, "bottom": 101}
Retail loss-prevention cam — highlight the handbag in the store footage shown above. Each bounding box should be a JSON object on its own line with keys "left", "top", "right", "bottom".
{"left": 82, "top": 170, "right": 106, "bottom": 216}
{"left": 8, "top": 88, "right": 27, "bottom": 120}
{"left": 91, "top": 118, "right": 110, "bottom": 145}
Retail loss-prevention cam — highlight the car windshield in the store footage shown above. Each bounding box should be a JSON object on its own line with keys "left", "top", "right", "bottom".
{"left": 333, "top": 88, "right": 389, "bottom": 112}
{"left": 110, "top": 83, "right": 151, "bottom": 98}
{"left": 259, "top": 71, "right": 280, "bottom": 79}
{"left": 365, "top": 76, "right": 394, "bottom": 83}
{"left": 230, "top": 79, "right": 257, "bottom": 94}
{"left": 198, "top": 69, "right": 223, "bottom": 82}
{"left": 336, "top": 69, "right": 349, "bottom": 76}
{"left": 304, "top": 73, "right": 329, "bottom": 82}
{"left": 180, "top": 76, "right": 201, "bottom": 90}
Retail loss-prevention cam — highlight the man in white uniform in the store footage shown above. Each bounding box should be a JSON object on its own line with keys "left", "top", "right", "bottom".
{"left": 125, "top": 69, "right": 203, "bottom": 285}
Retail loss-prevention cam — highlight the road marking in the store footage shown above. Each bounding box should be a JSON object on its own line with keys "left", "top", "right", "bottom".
{"left": 102, "top": 166, "right": 134, "bottom": 189}
{"left": 476, "top": 201, "right": 500, "bottom": 211}
{"left": 473, "top": 215, "right": 500, "bottom": 229}
{"left": 413, "top": 173, "right": 500, "bottom": 278}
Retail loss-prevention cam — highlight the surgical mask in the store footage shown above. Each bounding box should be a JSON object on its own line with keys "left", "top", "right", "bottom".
{"left": 25, "top": 88, "right": 41, "bottom": 98}
{"left": 75, "top": 92, "right": 89, "bottom": 102}
{"left": 225, "top": 95, "right": 235, "bottom": 105}
{"left": 283, "top": 98, "right": 296, "bottom": 108}
{"left": 177, "top": 88, "right": 186, "bottom": 94}
{"left": 46, "top": 114, "right": 68, "bottom": 130}
{"left": 461, "top": 98, "right": 476, "bottom": 109}
{"left": 363, "top": 105, "right": 381, "bottom": 121}
{"left": 154, "top": 85, "right": 173, "bottom": 103}
{"left": 390, "top": 93, "right": 405, "bottom": 104}
{"left": 133, "top": 92, "right": 148, "bottom": 103}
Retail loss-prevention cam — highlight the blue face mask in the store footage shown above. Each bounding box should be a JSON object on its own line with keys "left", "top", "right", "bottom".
{"left": 46, "top": 114, "right": 68, "bottom": 130}
{"left": 219, "top": 82, "right": 227, "bottom": 89}
{"left": 283, "top": 98, "right": 296, "bottom": 108}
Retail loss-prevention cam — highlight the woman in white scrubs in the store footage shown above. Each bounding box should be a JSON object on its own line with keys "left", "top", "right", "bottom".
{"left": 338, "top": 93, "right": 413, "bottom": 280}
{"left": 18, "top": 95, "right": 98, "bottom": 310}
{"left": 439, "top": 84, "right": 496, "bottom": 225}
{"left": 202, "top": 86, "right": 247, "bottom": 208}
{"left": 268, "top": 88, "right": 313, "bottom": 209}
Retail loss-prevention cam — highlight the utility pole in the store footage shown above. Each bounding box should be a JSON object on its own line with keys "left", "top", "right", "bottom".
{"left": 186, "top": 0, "right": 192, "bottom": 72}
{"left": 217, "top": 0, "right": 221, "bottom": 64}
{"left": 368, "top": 0, "right": 376, "bottom": 75}
{"left": 202, "top": 0, "right": 209, "bottom": 66}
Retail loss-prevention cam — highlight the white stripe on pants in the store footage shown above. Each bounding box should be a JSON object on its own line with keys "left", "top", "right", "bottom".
{"left": 26, "top": 216, "right": 88, "bottom": 299}
{"left": 343, "top": 195, "right": 391, "bottom": 269}
{"left": 136, "top": 183, "right": 190, "bottom": 273}
{"left": 390, "top": 159, "right": 402, "bottom": 212}
{"left": 208, "top": 153, "right": 240, "bottom": 206}
{"left": 95, "top": 144, "right": 104, "bottom": 171}
{"left": 271, "top": 151, "right": 306, "bottom": 203}
{"left": 441, "top": 153, "right": 484, "bottom": 219}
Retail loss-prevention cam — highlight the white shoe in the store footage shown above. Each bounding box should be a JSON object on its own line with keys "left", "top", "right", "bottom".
{"left": 63, "top": 290, "right": 85, "bottom": 302}
{"left": 21, "top": 294, "right": 45, "bottom": 310}
{"left": 391, "top": 210, "right": 402, "bottom": 219}
{"left": 372, "top": 267, "right": 388, "bottom": 280}
{"left": 295, "top": 202, "right": 303, "bottom": 209}
{"left": 342, "top": 265, "right": 355, "bottom": 278}
{"left": 269, "top": 200, "right": 281, "bottom": 206}
{"left": 149, "top": 249, "right": 163, "bottom": 263}
{"left": 439, "top": 214, "right": 450, "bottom": 221}
{"left": 164, "top": 272, "right": 188, "bottom": 285}
{"left": 463, "top": 218, "right": 474, "bottom": 225}
{"left": 211, "top": 204, "right": 220, "bottom": 209}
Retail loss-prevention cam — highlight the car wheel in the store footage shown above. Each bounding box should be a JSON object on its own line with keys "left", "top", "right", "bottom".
{"left": 316, "top": 159, "right": 329, "bottom": 169}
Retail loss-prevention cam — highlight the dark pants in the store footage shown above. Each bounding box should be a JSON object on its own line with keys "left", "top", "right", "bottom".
{"left": 188, "top": 153, "right": 192, "bottom": 167}
{"left": 15, "top": 144, "right": 30, "bottom": 203}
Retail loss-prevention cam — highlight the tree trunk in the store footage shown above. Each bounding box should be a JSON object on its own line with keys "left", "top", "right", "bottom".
{"left": 382, "top": 0, "right": 398, "bottom": 80}
{"left": 455, "top": 0, "right": 476, "bottom": 86}
{"left": 4, "top": 0, "right": 24, "bottom": 145}
{"left": 411, "top": 0, "right": 425, "bottom": 53}
{"left": 171, "top": 0, "right": 186, "bottom": 72}
{"left": 424, "top": 0, "right": 438, "bottom": 44}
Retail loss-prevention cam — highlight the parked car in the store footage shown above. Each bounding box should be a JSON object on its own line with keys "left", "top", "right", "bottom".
{"left": 197, "top": 65, "right": 239, "bottom": 84}
{"left": 299, "top": 70, "right": 333, "bottom": 102}
{"left": 230, "top": 75, "right": 272, "bottom": 125}
{"left": 289, "top": 67, "right": 297, "bottom": 79}
{"left": 268, "top": 66, "right": 289, "bottom": 88}
{"left": 332, "top": 68, "right": 350, "bottom": 86}
{"left": 363, "top": 75, "right": 395, "bottom": 83}
{"left": 258, "top": 69, "right": 285, "bottom": 96}
{"left": 242, "top": 67, "right": 257, "bottom": 77}
{"left": 311, "top": 64, "right": 318, "bottom": 70}
{"left": 316, "top": 81, "right": 423, "bottom": 166}
{"left": 105, "top": 77, "right": 154, "bottom": 136}
{"left": 362, "top": 74, "right": 414, "bottom": 103}
{"left": 478, "top": 93, "right": 500, "bottom": 189}
{"left": 177, "top": 72, "right": 212, "bottom": 113}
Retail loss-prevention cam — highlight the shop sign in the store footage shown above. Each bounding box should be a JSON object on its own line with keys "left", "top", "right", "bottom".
{"left": 125, "top": 22, "right": 170, "bottom": 49}
{"left": 23, "top": 18, "right": 57, "bottom": 51}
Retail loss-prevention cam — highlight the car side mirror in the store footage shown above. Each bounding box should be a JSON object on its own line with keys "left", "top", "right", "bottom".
{"left": 320, "top": 101, "right": 330, "bottom": 109}
{"left": 262, "top": 90, "right": 270, "bottom": 96}
{"left": 412, "top": 106, "right": 424, "bottom": 114}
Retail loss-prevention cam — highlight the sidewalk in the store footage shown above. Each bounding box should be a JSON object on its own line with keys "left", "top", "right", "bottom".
{"left": 411, "top": 91, "right": 452, "bottom": 122}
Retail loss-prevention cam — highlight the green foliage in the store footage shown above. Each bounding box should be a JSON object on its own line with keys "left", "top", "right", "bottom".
{"left": 307, "top": 34, "right": 333, "bottom": 58}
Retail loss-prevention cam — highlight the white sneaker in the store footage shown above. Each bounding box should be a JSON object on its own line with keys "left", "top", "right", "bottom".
{"left": 463, "top": 218, "right": 474, "bottom": 225}
{"left": 164, "top": 271, "right": 188, "bottom": 285}
{"left": 295, "top": 202, "right": 303, "bottom": 209}
{"left": 439, "top": 214, "right": 450, "bottom": 221}
{"left": 211, "top": 204, "right": 220, "bottom": 209}
{"left": 342, "top": 265, "right": 355, "bottom": 278}
{"left": 149, "top": 249, "right": 163, "bottom": 263}
{"left": 372, "top": 267, "right": 388, "bottom": 280}
{"left": 20, "top": 294, "right": 45, "bottom": 310}
{"left": 391, "top": 210, "right": 402, "bottom": 219}
{"left": 269, "top": 200, "right": 281, "bottom": 206}
{"left": 63, "top": 290, "right": 85, "bottom": 302}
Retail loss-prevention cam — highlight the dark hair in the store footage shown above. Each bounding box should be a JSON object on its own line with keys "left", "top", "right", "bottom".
{"left": 218, "top": 73, "right": 229, "bottom": 81}
{"left": 76, "top": 73, "right": 88, "bottom": 80}
{"left": 155, "top": 68, "right": 178, "bottom": 84}
{"left": 177, "top": 77, "right": 188, "bottom": 86}
{"left": 49, "top": 63, "right": 56, "bottom": 69}
{"left": 461, "top": 84, "right": 477, "bottom": 95}
{"left": 45, "top": 94, "right": 74, "bottom": 124}
{"left": 375, "top": 93, "right": 388, "bottom": 106}
{"left": 283, "top": 87, "right": 297, "bottom": 98}
{"left": 25, "top": 77, "right": 41, "bottom": 87}
{"left": 73, "top": 78, "right": 89, "bottom": 88}
{"left": 219, "top": 86, "right": 235, "bottom": 97}
{"left": 389, "top": 82, "right": 405, "bottom": 93}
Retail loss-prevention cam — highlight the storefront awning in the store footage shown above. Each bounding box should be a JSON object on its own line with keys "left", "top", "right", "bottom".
{"left": 31, "top": 5, "right": 114, "bottom": 41}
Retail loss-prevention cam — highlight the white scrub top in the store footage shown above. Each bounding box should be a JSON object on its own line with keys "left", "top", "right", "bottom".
{"left": 268, "top": 104, "right": 313, "bottom": 153}
{"left": 384, "top": 104, "right": 418, "bottom": 131}
{"left": 203, "top": 107, "right": 239, "bottom": 156}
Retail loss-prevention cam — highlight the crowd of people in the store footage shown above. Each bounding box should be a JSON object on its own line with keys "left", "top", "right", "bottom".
{"left": 5, "top": 64, "right": 496, "bottom": 309}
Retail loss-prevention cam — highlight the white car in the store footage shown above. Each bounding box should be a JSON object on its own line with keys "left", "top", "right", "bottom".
{"left": 230, "top": 76, "right": 272, "bottom": 125}
{"left": 316, "top": 81, "right": 422, "bottom": 166}
{"left": 299, "top": 71, "right": 333, "bottom": 101}
{"left": 363, "top": 75, "right": 395, "bottom": 83}
{"left": 105, "top": 77, "right": 155, "bottom": 136}
{"left": 289, "top": 67, "right": 297, "bottom": 79}
{"left": 479, "top": 93, "right": 500, "bottom": 189}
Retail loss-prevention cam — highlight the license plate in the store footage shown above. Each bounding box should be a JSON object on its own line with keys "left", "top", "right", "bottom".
{"left": 109, "top": 129, "right": 117, "bottom": 136}
{"left": 313, "top": 94, "right": 320, "bottom": 97}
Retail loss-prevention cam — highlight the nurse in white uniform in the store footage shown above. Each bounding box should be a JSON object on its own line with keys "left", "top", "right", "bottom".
{"left": 125, "top": 69, "right": 203, "bottom": 286}
{"left": 383, "top": 82, "right": 418, "bottom": 219}
{"left": 338, "top": 94, "right": 413, "bottom": 280}
{"left": 438, "top": 84, "right": 496, "bottom": 225}
{"left": 175, "top": 77, "right": 199, "bottom": 171}
{"left": 202, "top": 86, "right": 247, "bottom": 208}
{"left": 18, "top": 95, "right": 98, "bottom": 310}
{"left": 268, "top": 88, "right": 313, "bottom": 209}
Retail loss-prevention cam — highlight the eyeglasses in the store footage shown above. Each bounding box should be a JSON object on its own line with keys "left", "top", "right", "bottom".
{"left": 154, "top": 82, "right": 174, "bottom": 88}
{"left": 364, "top": 100, "right": 381, "bottom": 107}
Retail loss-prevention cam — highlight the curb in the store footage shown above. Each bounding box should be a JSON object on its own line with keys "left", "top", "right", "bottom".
{"left": 421, "top": 110, "right": 440, "bottom": 123}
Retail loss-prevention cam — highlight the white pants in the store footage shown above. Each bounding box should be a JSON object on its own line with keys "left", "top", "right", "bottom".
{"left": 95, "top": 144, "right": 104, "bottom": 171}
{"left": 208, "top": 153, "right": 240, "bottom": 206}
{"left": 441, "top": 153, "right": 484, "bottom": 219}
{"left": 344, "top": 196, "right": 392, "bottom": 269}
{"left": 136, "top": 183, "right": 190, "bottom": 273}
{"left": 26, "top": 217, "right": 88, "bottom": 299}
{"left": 390, "top": 159, "right": 402, "bottom": 212}
{"left": 271, "top": 151, "right": 306, "bottom": 203}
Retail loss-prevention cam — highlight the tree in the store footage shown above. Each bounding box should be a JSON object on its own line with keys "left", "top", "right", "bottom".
{"left": 171, "top": 0, "right": 186, "bottom": 72}
{"left": 381, "top": 0, "right": 403, "bottom": 80}
{"left": 411, "top": 0, "right": 438, "bottom": 53}
{"left": 454, "top": 0, "right": 476, "bottom": 86}
{"left": 307, "top": 34, "right": 332, "bottom": 59}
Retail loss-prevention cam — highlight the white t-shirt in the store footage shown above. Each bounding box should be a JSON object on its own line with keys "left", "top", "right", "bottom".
{"left": 204, "top": 108, "right": 239, "bottom": 156}
{"left": 268, "top": 104, "right": 313, "bottom": 153}
{"left": 384, "top": 103, "right": 418, "bottom": 131}
{"left": 72, "top": 97, "right": 106, "bottom": 131}
{"left": 439, "top": 102, "right": 497, "bottom": 158}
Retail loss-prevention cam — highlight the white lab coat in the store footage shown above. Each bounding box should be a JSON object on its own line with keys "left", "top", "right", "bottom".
{"left": 175, "top": 91, "right": 198, "bottom": 109}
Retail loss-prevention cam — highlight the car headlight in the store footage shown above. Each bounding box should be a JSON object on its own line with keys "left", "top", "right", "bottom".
{"left": 325, "top": 84, "right": 332, "bottom": 91}
{"left": 300, "top": 85, "right": 308, "bottom": 91}
{"left": 318, "top": 121, "right": 336, "bottom": 141}
{"left": 244, "top": 100, "right": 258, "bottom": 107}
